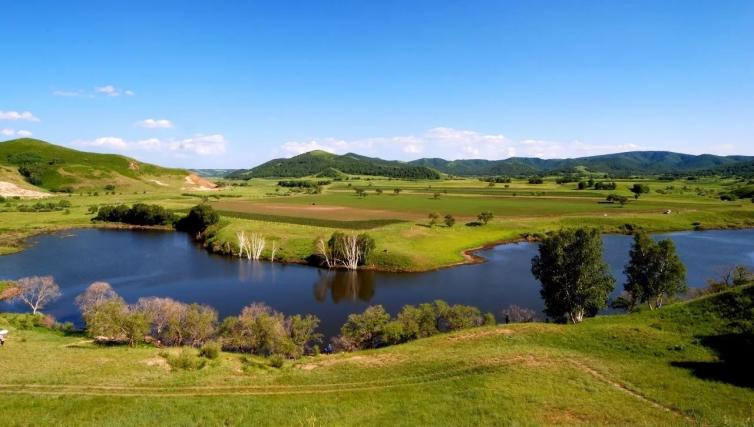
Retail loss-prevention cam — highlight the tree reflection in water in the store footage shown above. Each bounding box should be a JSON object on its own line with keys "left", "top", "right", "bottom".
{"left": 313, "top": 270, "right": 375, "bottom": 303}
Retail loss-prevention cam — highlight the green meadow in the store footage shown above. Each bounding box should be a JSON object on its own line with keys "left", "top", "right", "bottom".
{"left": 1, "top": 284, "right": 752, "bottom": 426}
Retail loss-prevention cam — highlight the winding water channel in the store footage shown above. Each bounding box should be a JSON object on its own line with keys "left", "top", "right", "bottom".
{"left": 2, "top": 228, "right": 753, "bottom": 336}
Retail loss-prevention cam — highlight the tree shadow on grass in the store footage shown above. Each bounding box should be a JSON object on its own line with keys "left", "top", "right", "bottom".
{"left": 671, "top": 332, "right": 754, "bottom": 389}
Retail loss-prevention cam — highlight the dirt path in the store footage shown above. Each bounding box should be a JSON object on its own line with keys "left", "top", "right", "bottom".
{"left": 569, "top": 360, "right": 697, "bottom": 424}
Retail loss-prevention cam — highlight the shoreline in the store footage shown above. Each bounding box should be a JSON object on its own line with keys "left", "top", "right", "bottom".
{"left": 4, "top": 222, "right": 754, "bottom": 273}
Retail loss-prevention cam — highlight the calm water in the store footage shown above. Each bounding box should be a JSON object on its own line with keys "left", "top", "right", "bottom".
{"left": 2, "top": 228, "right": 753, "bottom": 336}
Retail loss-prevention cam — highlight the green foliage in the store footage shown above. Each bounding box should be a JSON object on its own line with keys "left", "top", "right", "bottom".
{"left": 477, "top": 211, "right": 493, "bottom": 225}
{"left": 175, "top": 204, "right": 219, "bottom": 235}
{"left": 94, "top": 203, "right": 176, "bottom": 226}
{"left": 163, "top": 349, "right": 206, "bottom": 371}
{"left": 336, "top": 300, "right": 487, "bottom": 350}
{"left": 531, "top": 228, "right": 616, "bottom": 323}
{"left": 623, "top": 231, "right": 687, "bottom": 310}
{"left": 268, "top": 354, "right": 285, "bottom": 368}
{"left": 199, "top": 341, "right": 221, "bottom": 359}
{"left": 277, "top": 180, "right": 331, "bottom": 188}
{"left": 630, "top": 183, "right": 650, "bottom": 198}
{"left": 219, "top": 303, "right": 319, "bottom": 358}
{"left": 326, "top": 232, "right": 375, "bottom": 266}
{"left": 443, "top": 214, "right": 456, "bottom": 227}
{"left": 16, "top": 200, "right": 71, "bottom": 213}
{"left": 606, "top": 194, "right": 628, "bottom": 206}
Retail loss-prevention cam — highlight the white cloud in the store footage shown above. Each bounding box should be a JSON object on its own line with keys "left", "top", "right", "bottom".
{"left": 0, "top": 111, "right": 40, "bottom": 122}
{"left": 95, "top": 85, "right": 119, "bottom": 96}
{"left": 168, "top": 134, "right": 226, "bottom": 156}
{"left": 76, "top": 134, "right": 227, "bottom": 157}
{"left": 94, "top": 85, "right": 134, "bottom": 97}
{"left": 82, "top": 136, "right": 129, "bottom": 149}
{"left": 136, "top": 118, "right": 173, "bottom": 129}
{"left": 276, "top": 127, "right": 641, "bottom": 160}
{"left": 1, "top": 128, "right": 33, "bottom": 137}
{"left": 53, "top": 90, "right": 85, "bottom": 97}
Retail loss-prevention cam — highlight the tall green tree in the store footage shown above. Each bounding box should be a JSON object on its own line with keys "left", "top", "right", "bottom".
{"left": 531, "top": 228, "right": 615, "bottom": 323}
{"left": 623, "top": 231, "right": 686, "bottom": 310}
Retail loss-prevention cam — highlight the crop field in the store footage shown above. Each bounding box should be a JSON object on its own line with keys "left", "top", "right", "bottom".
{"left": 1, "top": 175, "right": 752, "bottom": 270}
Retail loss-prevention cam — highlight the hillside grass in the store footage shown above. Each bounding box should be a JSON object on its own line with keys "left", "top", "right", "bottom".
{"left": 0, "top": 285, "right": 752, "bottom": 425}
{"left": 0, "top": 138, "right": 186, "bottom": 191}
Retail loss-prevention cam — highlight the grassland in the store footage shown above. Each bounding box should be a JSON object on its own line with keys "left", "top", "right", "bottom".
{"left": 0, "top": 285, "right": 752, "bottom": 426}
{"left": 1, "top": 172, "right": 753, "bottom": 269}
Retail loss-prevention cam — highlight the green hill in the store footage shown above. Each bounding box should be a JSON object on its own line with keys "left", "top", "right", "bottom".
{"left": 0, "top": 285, "right": 751, "bottom": 424}
{"left": 410, "top": 151, "right": 754, "bottom": 176}
{"left": 0, "top": 138, "right": 187, "bottom": 191}
{"left": 229, "top": 150, "right": 441, "bottom": 179}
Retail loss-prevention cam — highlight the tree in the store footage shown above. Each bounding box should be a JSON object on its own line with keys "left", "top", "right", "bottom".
{"left": 175, "top": 204, "right": 219, "bottom": 235}
{"left": 375, "top": 188, "right": 383, "bottom": 195}
{"left": 324, "top": 232, "right": 375, "bottom": 270}
{"left": 531, "top": 228, "right": 615, "bottom": 323}
{"left": 428, "top": 212, "right": 440, "bottom": 227}
{"left": 444, "top": 214, "right": 456, "bottom": 228}
{"left": 623, "top": 231, "right": 687, "bottom": 310}
{"left": 630, "top": 183, "right": 650, "bottom": 199}
{"left": 606, "top": 194, "right": 628, "bottom": 206}
{"left": 432, "top": 192, "right": 441, "bottom": 200}
{"left": 393, "top": 188, "right": 402, "bottom": 195}
{"left": 75, "top": 282, "right": 119, "bottom": 314}
{"left": 337, "top": 305, "right": 391, "bottom": 350}
{"left": 11, "top": 276, "right": 61, "bottom": 315}
{"left": 477, "top": 211, "right": 494, "bottom": 225}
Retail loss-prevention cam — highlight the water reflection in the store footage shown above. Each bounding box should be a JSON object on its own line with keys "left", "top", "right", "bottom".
{"left": 314, "top": 270, "right": 375, "bottom": 303}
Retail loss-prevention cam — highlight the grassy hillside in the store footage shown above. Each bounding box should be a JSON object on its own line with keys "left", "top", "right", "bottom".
{"left": 410, "top": 151, "right": 754, "bottom": 177}
{"left": 0, "top": 285, "right": 751, "bottom": 425}
{"left": 229, "top": 150, "right": 441, "bottom": 179}
{"left": 0, "top": 138, "right": 186, "bottom": 191}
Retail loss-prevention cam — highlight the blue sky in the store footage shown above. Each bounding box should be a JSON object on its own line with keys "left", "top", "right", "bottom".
{"left": 2, "top": 1, "right": 753, "bottom": 167}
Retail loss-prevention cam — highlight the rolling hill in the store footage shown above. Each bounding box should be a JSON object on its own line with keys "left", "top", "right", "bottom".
{"left": 229, "top": 150, "right": 441, "bottom": 179}
{"left": 0, "top": 138, "right": 188, "bottom": 192}
{"left": 410, "top": 151, "right": 754, "bottom": 176}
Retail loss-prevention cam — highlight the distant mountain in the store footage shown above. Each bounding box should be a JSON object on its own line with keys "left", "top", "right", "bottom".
{"left": 410, "top": 151, "right": 754, "bottom": 176}
{"left": 0, "top": 138, "right": 186, "bottom": 191}
{"left": 229, "top": 150, "right": 441, "bottom": 179}
{"left": 190, "top": 169, "right": 239, "bottom": 178}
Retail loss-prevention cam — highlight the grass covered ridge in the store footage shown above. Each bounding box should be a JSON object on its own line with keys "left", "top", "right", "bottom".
{"left": 0, "top": 285, "right": 752, "bottom": 425}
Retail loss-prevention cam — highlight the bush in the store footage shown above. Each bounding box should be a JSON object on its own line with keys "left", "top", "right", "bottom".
{"left": 268, "top": 354, "right": 285, "bottom": 368}
{"left": 164, "top": 349, "right": 206, "bottom": 371}
{"left": 94, "top": 203, "right": 176, "bottom": 226}
{"left": 501, "top": 305, "right": 537, "bottom": 323}
{"left": 199, "top": 341, "right": 221, "bottom": 359}
{"left": 175, "top": 204, "right": 219, "bottom": 235}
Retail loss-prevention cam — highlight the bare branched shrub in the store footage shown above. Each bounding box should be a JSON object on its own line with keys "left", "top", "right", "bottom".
{"left": 76, "top": 282, "right": 119, "bottom": 314}
{"left": 501, "top": 305, "right": 537, "bottom": 323}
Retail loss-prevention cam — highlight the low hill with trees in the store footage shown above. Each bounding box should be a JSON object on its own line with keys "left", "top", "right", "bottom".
{"left": 228, "top": 150, "right": 441, "bottom": 180}
{"left": 0, "top": 138, "right": 187, "bottom": 192}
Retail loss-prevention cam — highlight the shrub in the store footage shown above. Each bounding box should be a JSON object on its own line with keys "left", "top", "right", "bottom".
{"left": 268, "top": 354, "right": 285, "bottom": 368}
{"left": 199, "top": 341, "right": 221, "bottom": 359}
{"left": 338, "top": 305, "right": 390, "bottom": 350}
{"left": 164, "top": 349, "right": 206, "bottom": 371}
{"left": 175, "top": 204, "right": 219, "bottom": 235}
{"left": 501, "top": 305, "right": 537, "bottom": 323}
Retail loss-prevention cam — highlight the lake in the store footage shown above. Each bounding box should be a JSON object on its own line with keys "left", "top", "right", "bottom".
{"left": 2, "top": 228, "right": 753, "bottom": 337}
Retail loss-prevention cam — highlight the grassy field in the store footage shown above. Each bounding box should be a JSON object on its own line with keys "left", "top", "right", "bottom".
{"left": 1, "top": 174, "right": 753, "bottom": 269}
{"left": 0, "top": 285, "right": 752, "bottom": 426}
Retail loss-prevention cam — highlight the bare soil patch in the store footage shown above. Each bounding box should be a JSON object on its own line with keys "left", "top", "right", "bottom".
{"left": 0, "top": 181, "right": 48, "bottom": 198}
